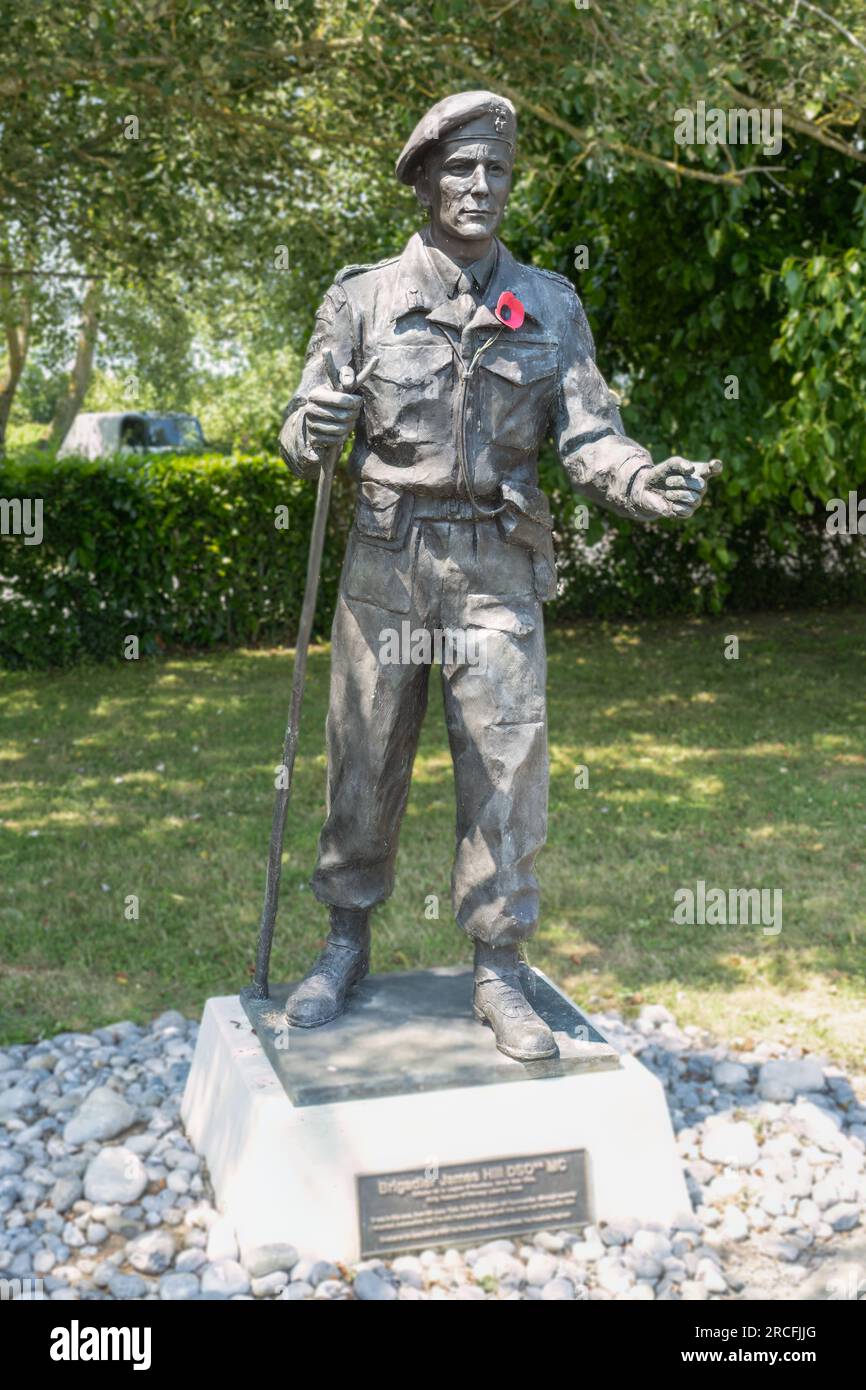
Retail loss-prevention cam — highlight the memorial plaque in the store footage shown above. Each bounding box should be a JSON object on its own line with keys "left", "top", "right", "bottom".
{"left": 357, "top": 1149, "right": 590, "bottom": 1257}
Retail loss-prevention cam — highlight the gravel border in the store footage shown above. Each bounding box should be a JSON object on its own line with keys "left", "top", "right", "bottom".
{"left": 1, "top": 1005, "right": 864, "bottom": 1300}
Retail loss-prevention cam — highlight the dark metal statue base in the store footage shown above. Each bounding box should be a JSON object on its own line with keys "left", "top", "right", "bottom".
{"left": 239, "top": 964, "right": 618, "bottom": 1108}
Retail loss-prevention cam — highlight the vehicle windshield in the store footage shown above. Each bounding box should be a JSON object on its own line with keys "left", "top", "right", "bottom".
{"left": 120, "top": 415, "right": 204, "bottom": 449}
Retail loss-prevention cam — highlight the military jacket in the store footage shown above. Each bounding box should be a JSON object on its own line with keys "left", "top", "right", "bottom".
{"left": 280, "top": 231, "right": 656, "bottom": 521}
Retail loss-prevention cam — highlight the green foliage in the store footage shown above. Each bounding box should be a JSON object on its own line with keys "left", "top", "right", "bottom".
{"left": 766, "top": 188, "right": 866, "bottom": 504}
{"left": 12, "top": 361, "right": 64, "bottom": 426}
{"left": 3, "top": 421, "right": 48, "bottom": 451}
{"left": 0, "top": 451, "right": 352, "bottom": 669}
{"left": 188, "top": 345, "right": 303, "bottom": 453}
{"left": 3, "top": 0, "right": 866, "bottom": 622}
{"left": 539, "top": 452, "right": 866, "bottom": 621}
{"left": 2, "top": 446, "right": 862, "bottom": 671}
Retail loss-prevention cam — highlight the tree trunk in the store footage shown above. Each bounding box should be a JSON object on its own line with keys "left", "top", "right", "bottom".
{"left": 0, "top": 261, "right": 34, "bottom": 460}
{"left": 49, "top": 277, "right": 102, "bottom": 451}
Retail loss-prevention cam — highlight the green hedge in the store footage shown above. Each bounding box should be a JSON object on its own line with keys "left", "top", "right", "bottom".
{"left": 1, "top": 450, "right": 864, "bottom": 669}
{"left": 0, "top": 452, "right": 355, "bottom": 669}
{"left": 539, "top": 455, "right": 866, "bottom": 623}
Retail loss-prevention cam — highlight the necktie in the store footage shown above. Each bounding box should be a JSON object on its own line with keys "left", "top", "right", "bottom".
{"left": 455, "top": 269, "right": 475, "bottom": 297}
{"left": 449, "top": 270, "right": 478, "bottom": 329}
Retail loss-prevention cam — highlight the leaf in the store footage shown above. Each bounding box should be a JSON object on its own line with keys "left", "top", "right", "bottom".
{"left": 784, "top": 269, "right": 801, "bottom": 297}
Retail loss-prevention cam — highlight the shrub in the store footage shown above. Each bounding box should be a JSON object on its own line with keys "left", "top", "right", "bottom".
{"left": 0, "top": 451, "right": 353, "bottom": 669}
{"left": 540, "top": 455, "right": 866, "bottom": 622}
{"left": 1, "top": 449, "right": 863, "bottom": 669}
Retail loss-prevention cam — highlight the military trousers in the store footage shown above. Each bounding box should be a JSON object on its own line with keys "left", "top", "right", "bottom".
{"left": 310, "top": 503, "right": 549, "bottom": 945}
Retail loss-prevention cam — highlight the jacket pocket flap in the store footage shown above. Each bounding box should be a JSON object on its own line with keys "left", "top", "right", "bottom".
{"left": 500, "top": 481, "right": 553, "bottom": 528}
{"left": 360, "top": 479, "right": 404, "bottom": 512}
{"left": 354, "top": 481, "right": 414, "bottom": 548}
{"left": 481, "top": 348, "right": 557, "bottom": 385}
{"left": 370, "top": 343, "right": 453, "bottom": 385}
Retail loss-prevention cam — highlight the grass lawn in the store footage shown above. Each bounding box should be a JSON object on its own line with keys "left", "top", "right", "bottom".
{"left": 1, "top": 607, "right": 865, "bottom": 1068}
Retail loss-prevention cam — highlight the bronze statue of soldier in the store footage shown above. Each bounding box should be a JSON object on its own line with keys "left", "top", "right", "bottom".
{"left": 277, "top": 91, "right": 721, "bottom": 1061}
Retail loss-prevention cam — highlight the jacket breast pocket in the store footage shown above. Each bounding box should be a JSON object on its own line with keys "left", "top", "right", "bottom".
{"left": 364, "top": 343, "right": 453, "bottom": 445}
{"left": 479, "top": 345, "right": 557, "bottom": 452}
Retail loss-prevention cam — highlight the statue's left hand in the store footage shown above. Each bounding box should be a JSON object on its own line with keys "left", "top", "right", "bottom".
{"left": 632, "top": 456, "right": 723, "bottom": 519}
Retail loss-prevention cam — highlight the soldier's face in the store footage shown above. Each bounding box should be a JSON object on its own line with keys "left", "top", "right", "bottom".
{"left": 418, "top": 140, "right": 513, "bottom": 244}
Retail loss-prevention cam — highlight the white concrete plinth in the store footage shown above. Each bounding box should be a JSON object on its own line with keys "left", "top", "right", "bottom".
{"left": 182, "top": 992, "right": 692, "bottom": 1263}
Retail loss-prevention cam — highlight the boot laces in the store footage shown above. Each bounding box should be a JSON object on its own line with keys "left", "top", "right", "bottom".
{"left": 477, "top": 971, "right": 536, "bottom": 1020}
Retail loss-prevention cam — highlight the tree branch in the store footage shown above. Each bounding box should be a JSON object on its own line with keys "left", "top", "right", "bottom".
{"left": 726, "top": 85, "right": 866, "bottom": 163}
{"left": 453, "top": 67, "right": 781, "bottom": 186}
{"left": 777, "top": 0, "right": 866, "bottom": 59}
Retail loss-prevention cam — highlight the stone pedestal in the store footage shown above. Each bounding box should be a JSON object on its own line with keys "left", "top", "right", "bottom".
{"left": 181, "top": 967, "right": 691, "bottom": 1263}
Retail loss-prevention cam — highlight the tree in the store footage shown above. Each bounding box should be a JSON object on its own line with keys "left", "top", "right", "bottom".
{"left": 1, "top": 0, "right": 864, "bottom": 578}
{"left": 0, "top": 0, "right": 386, "bottom": 438}
{"left": 0, "top": 237, "right": 34, "bottom": 454}
{"left": 48, "top": 278, "right": 103, "bottom": 449}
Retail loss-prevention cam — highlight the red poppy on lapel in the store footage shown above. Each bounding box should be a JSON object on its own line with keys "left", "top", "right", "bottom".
{"left": 495, "top": 291, "right": 525, "bottom": 330}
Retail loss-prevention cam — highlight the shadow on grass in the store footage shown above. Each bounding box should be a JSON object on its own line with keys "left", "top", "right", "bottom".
{"left": 0, "top": 607, "right": 864, "bottom": 1056}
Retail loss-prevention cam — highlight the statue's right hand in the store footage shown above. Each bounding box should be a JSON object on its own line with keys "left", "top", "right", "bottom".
{"left": 304, "top": 385, "right": 362, "bottom": 448}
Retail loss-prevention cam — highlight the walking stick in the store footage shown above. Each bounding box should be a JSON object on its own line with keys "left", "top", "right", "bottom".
{"left": 249, "top": 351, "right": 378, "bottom": 1000}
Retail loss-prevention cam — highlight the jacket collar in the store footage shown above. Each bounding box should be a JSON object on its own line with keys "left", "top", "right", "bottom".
{"left": 424, "top": 235, "right": 497, "bottom": 299}
{"left": 389, "top": 232, "right": 543, "bottom": 330}
{"left": 389, "top": 232, "right": 450, "bottom": 322}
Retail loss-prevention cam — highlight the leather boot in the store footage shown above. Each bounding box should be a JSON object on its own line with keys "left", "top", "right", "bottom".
{"left": 472, "top": 942, "right": 558, "bottom": 1061}
{"left": 285, "top": 907, "right": 371, "bottom": 1028}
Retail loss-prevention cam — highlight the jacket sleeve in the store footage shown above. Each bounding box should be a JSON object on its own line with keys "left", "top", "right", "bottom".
{"left": 552, "top": 291, "right": 658, "bottom": 521}
{"left": 278, "top": 281, "right": 357, "bottom": 479}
